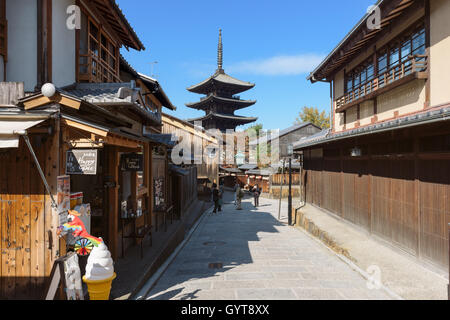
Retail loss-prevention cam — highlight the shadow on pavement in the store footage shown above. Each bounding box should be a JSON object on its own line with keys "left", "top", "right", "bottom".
{"left": 146, "top": 193, "right": 285, "bottom": 300}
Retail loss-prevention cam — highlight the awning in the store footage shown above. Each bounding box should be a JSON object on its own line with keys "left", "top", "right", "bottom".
{"left": 0, "top": 119, "right": 47, "bottom": 148}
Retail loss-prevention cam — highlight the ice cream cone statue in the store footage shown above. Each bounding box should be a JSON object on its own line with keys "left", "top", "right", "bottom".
{"left": 58, "top": 210, "right": 116, "bottom": 300}
{"left": 83, "top": 241, "right": 116, "bottom": 300}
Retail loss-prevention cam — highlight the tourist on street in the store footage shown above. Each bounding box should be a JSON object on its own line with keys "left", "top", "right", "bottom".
{"left": 235, "top": 184, "right": 243, "bottom": 210}
{"left": 233, "top": 182, "right": 240, "bottom": 205}
{"left": 212, "top": 186, "right": 221, "bottom": 214}
{"left": 253, "top": 184, "right": 261, "bottom": 207}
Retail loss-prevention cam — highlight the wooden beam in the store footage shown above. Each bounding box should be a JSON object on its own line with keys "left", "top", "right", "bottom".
{"left": 23, "top": 94, "right": 81, "bottom": 111}
{"left": 62, "top": 119, "right": 108, "bottom": 137}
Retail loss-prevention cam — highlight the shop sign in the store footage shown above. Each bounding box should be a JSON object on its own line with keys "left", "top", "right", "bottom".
{"left": 121, "top": 153, "right": 143, "bottom": 172}
{"left": 57, "top": 175, "right": 70, "bottom": 225}
{"left": 66, "top": 149, "right": 98, "bottom": 175}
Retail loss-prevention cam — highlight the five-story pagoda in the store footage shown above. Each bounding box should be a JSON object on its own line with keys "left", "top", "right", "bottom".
{"left": 186, "top": 30, "right": 257, "bottom": 132}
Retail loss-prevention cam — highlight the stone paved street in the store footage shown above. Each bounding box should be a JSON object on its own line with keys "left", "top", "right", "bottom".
{"left": 145, "top": 193, "right": 392, "bottom": 300}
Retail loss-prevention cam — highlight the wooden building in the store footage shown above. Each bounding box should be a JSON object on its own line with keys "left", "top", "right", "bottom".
{"left": 294, "top": 0, "right": 450, "bottom": 269}
{"left": 162, "top": 112, "right": 219, "bottom": 190}
{"left": 0, "top": 0, "right": 177, "bottom": 299}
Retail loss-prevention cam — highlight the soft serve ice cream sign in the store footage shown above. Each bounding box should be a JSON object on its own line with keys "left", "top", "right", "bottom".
{"left": 83, "top": 241, "right": 116, "bottom": 300}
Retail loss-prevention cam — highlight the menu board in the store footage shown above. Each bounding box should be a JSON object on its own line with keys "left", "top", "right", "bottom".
{"left": 66, "top": 149, "right": 98, "bottom": 175}
{"left": 121, "top": 153, "right": 143, "bottom": 172}
{"left": 153, "top": 178, "right": 165, "bottom": 208}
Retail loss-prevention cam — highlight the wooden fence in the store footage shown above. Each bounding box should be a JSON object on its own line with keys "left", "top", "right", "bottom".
{"left": 270, "top": 173, "right": 300, "bottom": 186}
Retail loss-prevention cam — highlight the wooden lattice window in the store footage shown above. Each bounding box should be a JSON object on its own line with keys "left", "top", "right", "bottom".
{"left": 0, "top": 0, "right": 7, "bottom": 60}
{"left": 78, "top": 12, "right": 120, "bottom": 83}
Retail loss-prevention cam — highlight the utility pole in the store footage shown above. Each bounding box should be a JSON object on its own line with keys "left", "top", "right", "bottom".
{"left": 287, "top": 144, "right": 293, "bottom": 226}
{"left": 277, "top": 159, "right": 285, "bottom": 221}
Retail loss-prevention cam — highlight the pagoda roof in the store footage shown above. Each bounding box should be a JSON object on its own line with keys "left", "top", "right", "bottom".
{"left": 187, "top": 70, "right": 255, "bottom": 95}
{"left": 186, "top": 94, "right": 256, "bottom": 111}
{"left": 187, "top": 112, "right": 258, "bottom": 125}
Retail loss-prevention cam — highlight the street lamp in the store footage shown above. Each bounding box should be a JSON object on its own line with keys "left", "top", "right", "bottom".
{"left": 287, "top": 144, "right": 294, "bottom": 226}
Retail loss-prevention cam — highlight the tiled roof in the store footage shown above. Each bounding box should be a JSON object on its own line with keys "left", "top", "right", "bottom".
{"left": 188, "top": 112, "right": 258, "bottom": 124}
{"left": 187, "top": 71, "right": 255, "bottom": 94}
{"left": 59, "top": 82, "right": 161, "bottom": 124}
{"left": 293, "top": 105, "right": 450, "bottom": 150}
{"left": 249, "top": 122, "right": 318, "bottom": 146}
{"left": 144, "top": 133, "right": 177, "bottom": 147}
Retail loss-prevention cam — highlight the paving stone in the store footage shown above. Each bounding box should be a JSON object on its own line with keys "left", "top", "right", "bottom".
{"left": 144, "top": 194, "right": 393, "bottom": 300}
{"left": 236, "top": 288, "right": 297, "bottom": 300}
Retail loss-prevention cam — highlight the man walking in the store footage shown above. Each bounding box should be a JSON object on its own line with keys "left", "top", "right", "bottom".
{"left": 253, "top": 184, "right": 261, "bottom": 207}
{"left": 213, "top": 186, "right": 222, "bottom": 214}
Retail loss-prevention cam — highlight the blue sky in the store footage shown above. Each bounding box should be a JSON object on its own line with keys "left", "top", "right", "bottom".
{"left": 118, "top": 0, "right": 375, "bottom": 131}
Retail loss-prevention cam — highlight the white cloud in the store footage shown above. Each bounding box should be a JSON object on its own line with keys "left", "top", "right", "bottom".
{"left": 228, "top": 53, "right": 325, "bottom": 76}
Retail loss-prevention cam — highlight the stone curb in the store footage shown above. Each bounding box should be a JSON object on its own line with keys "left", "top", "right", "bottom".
{"left": 292, "top": 209, "right": 404, "bottom": 300}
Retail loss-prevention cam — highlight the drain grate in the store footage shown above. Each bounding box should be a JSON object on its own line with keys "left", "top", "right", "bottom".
{"left": 208, "top": 263, "right": 223, "bottom": 269}
{"left": 203, "top": 241, "right": 226, "bottom": 246}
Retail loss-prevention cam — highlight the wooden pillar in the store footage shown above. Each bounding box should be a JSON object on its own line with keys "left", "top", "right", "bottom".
{"left": 149, "top": 143, "right": 153, "bottom": 229}
{"left": 424, "top": 0, "right": 431, "bottom": 109}
{"left": 107, "top": 147, "right": 119, "bottom": 260}
{"left": 414, "top": 137, "right": 421, "bottom": 257}
{"left": 36, "top": 0, "right": 52, "bottom": 88}
{"left": 44, "top": 118, "right": 60, "bottom": 277}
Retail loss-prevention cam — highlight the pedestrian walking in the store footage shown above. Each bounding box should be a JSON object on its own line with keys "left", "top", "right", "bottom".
{"left": 252, "top": 184, "right": 261, "bottom": 207}
{"left": 235, "top": 184, "right": 243, "bottom": 210}
{"left": 233, "top": 182, "right": 240, "bottom": 205}
{"left": 212, "top": 186, "right": 222, "bottom": 214}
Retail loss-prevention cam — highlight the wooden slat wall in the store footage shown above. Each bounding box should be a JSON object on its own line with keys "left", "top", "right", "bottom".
{"left": 162, "top": 119, "right": 219, "bottom": 185}
{"left": 0, "top": 135, "right": 54, "bottom": 299}
{"left": 303, "top": 153, "right": 450, "bottom": 269}
{"left": 419, "top": 160, "right": 450, "bottom": 266}
{"left": 322, "top": 160, "right": 342, "bottom": 215}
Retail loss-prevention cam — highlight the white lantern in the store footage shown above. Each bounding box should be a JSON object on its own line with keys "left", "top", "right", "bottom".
{"left": 41, "top": 83, "right": 56, "bottom": 98}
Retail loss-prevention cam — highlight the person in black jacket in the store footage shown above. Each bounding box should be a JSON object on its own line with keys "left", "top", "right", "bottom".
{"left": 212, "top": 187, "right": 222, "bottom": 214}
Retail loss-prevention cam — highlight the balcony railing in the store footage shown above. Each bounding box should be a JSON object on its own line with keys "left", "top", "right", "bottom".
{"left": 335, "top": 54, "right": 428, "bottom": 112}
{"left": 78, "top": 52, "right": 121, "bottom": 83}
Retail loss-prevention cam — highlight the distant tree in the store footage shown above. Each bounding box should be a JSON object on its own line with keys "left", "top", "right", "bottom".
{"left": 295, "top": 106, "right": 330, "bottom": 129}
{"left": 245, "top": 123, "right": 264, "bottom": 136}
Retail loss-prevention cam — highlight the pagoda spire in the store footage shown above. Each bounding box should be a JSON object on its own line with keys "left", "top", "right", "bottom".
{"left": 217, "top": 29, "right": 224, "bottom": 73}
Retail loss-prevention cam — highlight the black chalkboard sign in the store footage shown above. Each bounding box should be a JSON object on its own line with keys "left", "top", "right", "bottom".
{"left": 121, "top": 153, "right": 143, "bottom": 171}
{"left": 66, "top": 149, "right": 98, "bottom": 175}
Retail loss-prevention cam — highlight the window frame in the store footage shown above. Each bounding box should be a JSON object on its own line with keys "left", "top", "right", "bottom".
{"left": 77, "top": 7, "right": 121, "bottom": 83}
{"left": 342, "top": 20, "right": 426, "bottom": 98}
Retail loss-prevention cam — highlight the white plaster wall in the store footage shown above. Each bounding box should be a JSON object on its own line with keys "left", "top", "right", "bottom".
{"left": 346, "top": 106, "right": 358, "bottom": 130}
{"left": 430, "top": 0, "right": 450, "bottom": 106}
{"left": 52, "top": 0, "right": 76, "bottom": 87}
{"left": 360, "top": 100, "right": 374, "bottom": 127}
{"left": 6, "top": 0, "right": 37, "bottom": 92}
{"left": 377, "top": 79, "right": 425, "bottom": 122}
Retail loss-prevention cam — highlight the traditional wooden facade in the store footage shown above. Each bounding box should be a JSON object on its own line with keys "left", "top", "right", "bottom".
{"left": 295, "top": 0, "right": 450, "bottom": 269}
{"left": 0, "top": 0, "right": 178, "bottom": 299}
{"left": 162, "top": 112, "right": 219, "bottom": 188}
